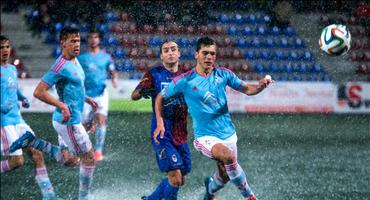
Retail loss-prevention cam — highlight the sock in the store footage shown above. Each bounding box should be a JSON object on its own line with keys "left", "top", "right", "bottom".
{"left": 1, "top": 160, "right": 11, "bottom": 173}
{"left": 208, "top": 171, "right": 226, "bottom": 194}
{"left": 35, "top": 166, "right": 56, "bottom": 198}
{"left": 163, "top": 180, "right": 179, "bottom": 200}
{"left": 78, "top": 164, "right": 96, "bottom": 200}
{"left": 147, "top": 178, "right": 168, "bottom": 200}
{"left": 225, "top": 162, "right": 253, "bottom": 198}
{"left": 30, "top": 138, "right": 63, "bottom": 163}
{"left": 95, "top": 125, "right": 106, "bottom": 153}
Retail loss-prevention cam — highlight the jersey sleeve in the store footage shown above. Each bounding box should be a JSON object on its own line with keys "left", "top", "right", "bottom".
{"left": 17, "top": 89, "right": 27, "bottom": 101}
{"left": 161, "top": 75, "right": 186, "bottom": 99}
{"left": 41, "top": 69, "right": 63, "bottom": 87}
{"left": 225, "top": 70, "right": 247, "bottom": 92}
{"left": 134, "top": 71, "right": 154, "bottom": 91}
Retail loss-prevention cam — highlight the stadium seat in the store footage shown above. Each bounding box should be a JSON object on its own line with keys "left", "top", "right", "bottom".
{"left": 283, "top": 26, "right": 295, "bottom": 37}
{"left": 256, "top": 26, "right": 267, "bottom": 35}
{"left": 245, "top": 50, "right": 257, "bottom": 60}
{"left": 234, "top": 14, "right": 244, "bottom": 24}
{"left": 273, "top": 50, "right": 286, "bottom": 60}
{"left": 254, "top": 63, "right": 265, "bottom": 73}
{"left": 269, "top": 63, "right": 280, "bottom": 73}
{"left": 271, "top": 26, "right": 281, "bottom": 36}
{"left": 236, "top": 38, "right": 247, "bottom": 48}
{"left": 219, "top": 14, "right": 230, "bottom": 24}
{"left": 242, "top": 26, "right": 253, "bottom": 36}
{"left": 265, "top": 38, "right": 275, "bottom": 48}
{"left": 227, "top": 26, "right": 238, "bottom": 36}
{"left": 251, "top": 38, "right": 261, "bottom": 48}
{"left": 113, "top": 47, "right": 126, "bottom": 59}
{"left": 247, "top": 14, "right": 257, "bottom": 24}
{"left": 260, "top": 50, "right": 271, "bottom": 60}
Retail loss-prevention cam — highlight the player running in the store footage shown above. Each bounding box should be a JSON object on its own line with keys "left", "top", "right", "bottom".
{"left": 1, "top": 35, "right": 58, "bottom": 199}
{"left": 154, "top": 37, "right": 273, "bottom": 200}
{"left": 78, "top": 30, "right": 118, "bottom": 161}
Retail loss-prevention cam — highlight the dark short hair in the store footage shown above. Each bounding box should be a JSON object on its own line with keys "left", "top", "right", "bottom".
{"left": 59, "top": 27, "right": 80, "bottom": 41}
{"left": 88, "top": 29, "right": 101, "bottom": 38}
{"left": 0, "top": 35, "right": 9, "bottom": 43}
{"left": 196, "top": 37, "right": 216, "bottom": 52}
{"left": 159, "top": 40, "right": 179, "bottom": 55}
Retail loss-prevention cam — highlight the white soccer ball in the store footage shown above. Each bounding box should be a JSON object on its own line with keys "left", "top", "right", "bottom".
{"left": 319, "top": 24, "right": 351, "bottom": 56}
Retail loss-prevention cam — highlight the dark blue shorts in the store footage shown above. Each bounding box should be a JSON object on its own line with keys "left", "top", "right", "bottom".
{"left": 152, "top": 139, "right": 191, "bottom": 175}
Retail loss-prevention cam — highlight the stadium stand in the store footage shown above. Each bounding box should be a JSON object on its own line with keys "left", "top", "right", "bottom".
{"left": 2, "top": 0, "right": 369, "bottom": 82}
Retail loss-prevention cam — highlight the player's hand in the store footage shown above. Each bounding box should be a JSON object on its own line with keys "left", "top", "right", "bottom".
{"left": 139, "top": 88, "right": 155, "bottom": 99}
{"left": 259, "top": 75, "right": 273, "bottom": 88}
{"left": 86, "top": 97, "right": 98, "bottom": 112}
{"left": 153, "top": 123, "right": 165, "bottom": 144}
{"left": 60, "top": 103, "right": 71, "bottom": 123}
{"left": 22, "top": 98, "right": 30, "bottom": 109}
{"left": 1, "top": 101, "right": 14, "bottom": 114}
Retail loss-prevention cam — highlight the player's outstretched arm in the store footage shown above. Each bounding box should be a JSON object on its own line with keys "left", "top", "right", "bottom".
{"left": 243, "top": 75, "right": 273, "bottom": 96}
{"left": 153, "top": 93, "right": 165, "bottom": 144}
{"left": 34, "top": 81, "right": 70, "bottom": 123}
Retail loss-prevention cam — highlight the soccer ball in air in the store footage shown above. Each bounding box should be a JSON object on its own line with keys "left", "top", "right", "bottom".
{"left": 319, "top": 24, "right": 351, "bottom": 56}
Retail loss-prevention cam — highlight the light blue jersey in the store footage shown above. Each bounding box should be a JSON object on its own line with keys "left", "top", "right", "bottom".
{"left": 1, "top": 64, "right": 22, "bottom": 126}
{"left": 161, "top": 67, "right": 247, "bottom": 139}
{"left": 78, "top": 50, "right": 114, "bottom": 97}
{"left": 41, "top": 56, "right": 86, "bottom": 125}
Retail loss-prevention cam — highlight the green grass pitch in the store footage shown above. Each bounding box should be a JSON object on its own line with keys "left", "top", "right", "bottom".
{"left": 1, "top": 106, "right": 369, "bottom": 199}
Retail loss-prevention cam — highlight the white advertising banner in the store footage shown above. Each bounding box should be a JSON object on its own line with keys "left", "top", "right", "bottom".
{"left": 334, "top": 82, "right": 370, "bottom": 113}
{"left": 226, "top": 82, "right": 337, "bottom": 113}
{"left": 17, "top": 79, "right": 369, "bottom": 113}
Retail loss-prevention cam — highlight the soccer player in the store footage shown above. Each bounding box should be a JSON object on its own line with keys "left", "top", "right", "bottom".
{"left": 131, "top": 41, "right": 191, "bottom": 200}
{"left": 1, "top": 35, "right": 57, "bottom": 199}
{"left": 10, "top": 27, "right": 98, "bottom": 200}
{"left": 154, "top": 37, "right": 273, "bottom": 200}
{"left": 78, "top": 30, "right": 118, "bottom": 161}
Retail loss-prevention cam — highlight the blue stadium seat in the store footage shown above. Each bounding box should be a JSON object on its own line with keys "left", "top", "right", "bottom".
{"left": 149, "top": 37, "right": 160, "bottom": 47}
{"left": 280, "top": 38, "right": 289, "bottom": 48}
{"left": 265, "top": 38, "right": 275, "bottom": 48}
{"left": 288, "top": 51, "right": 299, "bottom": 61}
{"left": 106, "top": 35, "right": 120, "bottom": 46}
{"left": 283, "top": 26, "right": 295, "bottom": 37}
{"left": 219, "top": 14, "right": 229, "bottom": 24}
{"left": 271, "top": 26, "right": 280, "bottom": 36}
{"left": 227, "top": 26, "right": 238, "bottom": 36}
{"left": 312, "top": 63, "right": 323, "bottom": 73}
{"left": 245, "top": 50, "right": 257, "bottom": 60}
{"left": 234, "top": 14, "right": 244, "bottom": 24}
{"left": 254, "top": 63, "right": 265, "bottom": 73}
{"left": 105, "top": 11, "right": 118, "bottom": 23}
{"left": 54, "top": 22, "right": 64, "bottom": 33}
{"left": 236, "top": 38, "right": 247, "bottom": 48}
{"left": 273, "top": 50, "right": 286, "bottom": 60}
{"left": 256, "top": 26, "right": 267, "bottom": 35}
{"left": 302, "top": 51, "right": 313, "bottom": 61}
{"left": 113, "top": 47, "right": 125, "bottom": 59}
{"left": 293, "top": 38, "right": 305, "bottom": 48}
{"left": 242, "top": 26, "right": 253, "bottom": 36}
{"left": 260, "top": 50, "right": 271, "bottom": 60}
{"left": 262, "top": 15, "right": 271, "bottom": 24}
{"left": 269, "top": 63, "right": 280, "bottom": 73}
{"left": 251, "top": 38, "right": 261, "bottom": 48}
{"left": 247, "top": 14, "right": 257, "bottom": 24}
{"left": 284, "top": 63, "right": 293, "bottom": 73}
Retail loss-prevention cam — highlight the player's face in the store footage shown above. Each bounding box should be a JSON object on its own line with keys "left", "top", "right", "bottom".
{"left": 0, "top": 40, "right": 11, "bottom": 64}
{"left": 88, "top": 33, "right": 100, "bottom": 48}
{"left": 195, "top": 44, "right": 216, "bottom": 71}
{"left": 160, "top": 42, "right": 180, "bottom": 66}
{"left": 61, "top": 33, "right": 81, "bottom": 58}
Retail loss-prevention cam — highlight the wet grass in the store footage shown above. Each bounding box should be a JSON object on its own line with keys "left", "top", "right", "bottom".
{"left": 1, "top": 113, "right": 369, "bottom": 200}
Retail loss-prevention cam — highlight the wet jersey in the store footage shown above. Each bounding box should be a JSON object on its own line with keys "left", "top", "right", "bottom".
{"left": 78, "top": 50, "right": 114, "bottom": 97}
{"left": 41, "top": 56, "right": 85, "bottom": 125}
{"left": 1, "top": 64, "right": 21, "bottom": 126}
{"left": 162, "top": 67, "right": 247, "bottom": 140}
{"left": 135, "top": 66, "right": 188, "bottom": 145}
